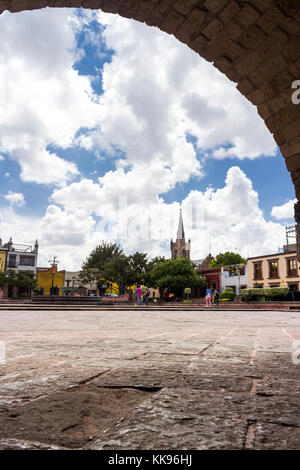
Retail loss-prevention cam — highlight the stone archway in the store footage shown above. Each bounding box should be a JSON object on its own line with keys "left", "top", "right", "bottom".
{"left": 1, "top": 0, "right": 300, "bottom": 255}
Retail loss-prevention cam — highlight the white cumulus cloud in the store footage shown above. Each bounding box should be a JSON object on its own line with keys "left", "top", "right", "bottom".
{"left": 0, "top": 167, "right": 289, "bottom": 270}
{"left": 4, "top": 191, "right": 25, "bottom": 207}
{"left": 0, "top": 9, "right": 99, "bottom": 186}
{"left": 80, "top": 10, "right": 276, "bottom": 164}
{"left": 271, "top": 199, "right": 296, "bottom": 220}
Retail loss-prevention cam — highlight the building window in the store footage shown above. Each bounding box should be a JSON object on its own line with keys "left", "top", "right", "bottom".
{"left": 19, "top": 256, "right": 35, "bottom": 266}
{"left": 269, "top": 260, "right": 279, "bottom": 279}
{"left": 287, "top": 258, "right": 297, "bottom": 277}
{"left": 8, "top": 255, "right": 17, "bottom": 268}
{"left": 288, "top": 283, "right": 298, "bottom": 292}
{"left": 254, "top": 262, "right": 262, "bottom": 280}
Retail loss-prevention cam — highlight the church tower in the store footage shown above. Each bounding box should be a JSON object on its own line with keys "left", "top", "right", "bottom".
{"left": 170, "top": 209, "right": 191, "bottom": 260}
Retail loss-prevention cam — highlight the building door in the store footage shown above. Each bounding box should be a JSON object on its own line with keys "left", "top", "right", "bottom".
{"left": 288, "top": 283, "right": 298, "bottom": 292}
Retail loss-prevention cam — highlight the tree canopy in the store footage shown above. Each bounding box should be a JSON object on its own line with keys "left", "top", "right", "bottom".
{"left": 148, "top": 257, "right": 206, "bottom": 297}
{"left": 80, "top": 244, "right": 167, "bottom": 295}
{"left": 81, "top": 243, "right": 208, "bottom": 298}
{"left": 209, "top": 252, "right": 246, "bottom": 268}
{"left": 82, "top": 241, "right": 124, "bottom": 272}
{"left": 0, "top": 270, "right": 37, "bottom": 294}
{"left": 102, "top": 255, "right": 132, "bottom": 295}
{"left": 127, "top": 252, "right": 148, "bottom": 285}
{"left": 16, "top": 271, "right": 37, "bottom": 290}
{"left": 77, "top": 268, "right": 99, "bottom": 289}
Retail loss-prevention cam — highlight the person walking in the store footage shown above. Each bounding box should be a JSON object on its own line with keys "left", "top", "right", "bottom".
{"left": 205, "top": 287, "right": 212, "bottom": 307}
{"left": 145, "top": 288, "right": 151, "bottom": 307}
{"left": 136, "top": 285, "right": 143, "bottom": 306}
{"left": 213, "top": 288, "right": 220, "bottom": 307}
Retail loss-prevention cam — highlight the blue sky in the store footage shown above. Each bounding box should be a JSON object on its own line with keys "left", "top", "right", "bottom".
{"left": 163, "top": 147, "right": 294, "bottom": 216}
{"left": 0, "top": 8, "right": 296, "bottom": 269}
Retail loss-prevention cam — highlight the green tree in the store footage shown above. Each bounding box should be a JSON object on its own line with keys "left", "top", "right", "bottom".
{"left": 78, "top": 268, "right": 99, "bottom": 290}
{"left": 144, "top": 256, "right": 167, "bottom": 285}
{"left": 209, "top": 252, "right": 246, "bottom": 268}
{"left": 102, "top": 255, "right": 131, "bottom": 295}
{"left": 82, "top": 242, "right": 124, "bottom": 271}
{"left": 0, "top": 270, "right": 36, "bottom": 298}
{"left": 184, "top": 287, "right": 191, "bottom": 301}
{"left": 16, "top": 271, "right": 37, "bottom": 290}
{"left": 128, "top": 252, "right": 148, "bottom": 285}
{"left": 0, "top": 270, "right": 17, "bottom": 289}
{"left": 146, "top": 256, "right": 167, "bottom": 271}
{"left": 5, "top": 270, "right": 17, "bottom": 288}
{"left": 149, "top": 258, "right": 206, "bottom": 298}
{"left": 102, "top": 252, "right": 151, "bottom": 294}
{"left": 0, "top": 272, "right": 7, "bottom": 289}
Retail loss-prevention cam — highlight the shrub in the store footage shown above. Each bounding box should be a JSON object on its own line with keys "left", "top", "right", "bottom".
{"left": 224, "top": 287, "right": 234, "bottom": 293}
{"left": 268, "top": 287, "right": 289, "bottom": 298}
{"left": 241, "top": 287, "right": 289, "bottom": 301}
{"left": 219, "top": 292, "right": 236, "bottom": 302}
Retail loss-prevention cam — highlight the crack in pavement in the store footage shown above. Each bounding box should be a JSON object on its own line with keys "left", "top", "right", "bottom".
{"left": 95, "top": 385, "right": 161, "bottom": 392}
{"left": 244, "top": 420, "right": 257, "bottom": 449}
{"left": 77, "top": 369, "right": 111, "bottom": 386}
{"left": 250, "top": 328, "right": 261, "bottom": 366}
{"left": 187, "top": 327, "right": 238, "bottom": 370}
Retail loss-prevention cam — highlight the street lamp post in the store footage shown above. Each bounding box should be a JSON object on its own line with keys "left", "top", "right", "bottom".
{"left": 233, "top": 264, "right": 243, "bottom": 296}
{"left": 48, "top": 256, "right": 59, "bottom": 295}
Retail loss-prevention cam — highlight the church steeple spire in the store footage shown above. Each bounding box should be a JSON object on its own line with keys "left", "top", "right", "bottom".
{"left": 177, "top": 208, "right": 185, "bottom": 241}
{"left": 170, "top": 208, "right": 191, "bottom": 260}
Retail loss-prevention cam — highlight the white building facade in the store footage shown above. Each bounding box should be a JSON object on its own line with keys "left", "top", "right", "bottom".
{"left": 220, "top": 264, "right": 248, "bottom": 296}
{"left": 2, "top": 238, "right": 39, "bottom": 276}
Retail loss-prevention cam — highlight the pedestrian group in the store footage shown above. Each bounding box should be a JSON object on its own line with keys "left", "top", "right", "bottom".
{"left": 136, "top": 285, "right": 151, "bottom": 306}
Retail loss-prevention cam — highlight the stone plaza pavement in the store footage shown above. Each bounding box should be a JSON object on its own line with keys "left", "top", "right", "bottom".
{"left": 0, "top": 308, "right": 300, "bottom": 450}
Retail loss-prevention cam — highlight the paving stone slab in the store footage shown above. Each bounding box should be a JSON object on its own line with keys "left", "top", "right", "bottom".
{"left": 1, "top": 309, "right": 300, "bottom": 449}
{"left": 256, "top": 377, "right": 300, "bottom": 397}
{"left": 0, "top": 438, "right": 69, "bottom": 450}
{"left": 88, "top": 387, "right": 300, "bottom": 450}
{"left": 253, "top": 422, "right": 300, "bottom": 450}
{"left": 0, "top": 384, "right": 154, "bottom": 449}
{"left": 94, "top": 368, "right": 252, "bottom": 392}
{"left": 88, "top": 388, "right": 249, "bottom": 450}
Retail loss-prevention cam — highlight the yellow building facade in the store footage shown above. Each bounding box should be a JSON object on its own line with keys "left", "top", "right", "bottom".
{"left": 0, "top": 250, "right": 7, "bottom": 273}
{"left": 37, "top": 268, "right": 65, "bottom": 295}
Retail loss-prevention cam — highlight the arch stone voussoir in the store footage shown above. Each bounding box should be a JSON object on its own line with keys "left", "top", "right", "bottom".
{"left": 1, "top": 0, "right": 300, "bottom": 256}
